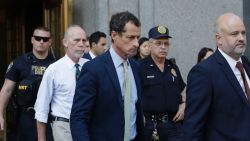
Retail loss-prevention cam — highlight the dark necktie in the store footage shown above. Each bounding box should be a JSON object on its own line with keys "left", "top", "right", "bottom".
{"left": 236, "top": 61, "right": 250, "bottom": 103}
{"left": 75, "top": 64, "right": 80, "bottom": 80}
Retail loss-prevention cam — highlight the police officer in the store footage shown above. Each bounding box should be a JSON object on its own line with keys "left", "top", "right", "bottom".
{"left": 0, "top": 26, "right": 55, "bottom": 141}
{"left": 140, "top": 26, "right": 186, "bottom": 141}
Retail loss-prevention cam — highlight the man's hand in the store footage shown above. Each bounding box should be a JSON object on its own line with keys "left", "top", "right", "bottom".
{"left": 172, "top": 102, "right": 185, "bottom": 122}
{"left": 173, "top": 86, "right": 186, "bottom": 122}
{"left": 0, "top": 115, "right": 4, "bottom": 130}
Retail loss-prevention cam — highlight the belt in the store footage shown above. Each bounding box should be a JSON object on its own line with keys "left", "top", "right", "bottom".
{"left": 51, "top": 116, "right": 69, "bottom": 122}
{"left": 20, "top": 107, "right": 35, "bottom": 113}
{"left": 144, "top": 113, "right": 174, "bottom": 123}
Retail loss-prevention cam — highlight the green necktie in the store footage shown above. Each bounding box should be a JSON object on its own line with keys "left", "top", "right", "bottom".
{"left": 123, "top": 60, "right": 130, "bottom": 141}
{"left": 75, "top": 64, "right": 80, "bottom": 80}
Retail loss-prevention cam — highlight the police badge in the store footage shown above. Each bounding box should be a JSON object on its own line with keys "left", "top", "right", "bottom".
{"left": 157, "top": 26, "right": 167, "bottom": 34}
{"left": 171, "top": 68, "right": 177, "bottom": 77}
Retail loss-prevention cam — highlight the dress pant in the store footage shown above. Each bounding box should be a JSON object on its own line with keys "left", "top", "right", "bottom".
{"left": 52, "top": 120, "right": 73, "bottom": 141}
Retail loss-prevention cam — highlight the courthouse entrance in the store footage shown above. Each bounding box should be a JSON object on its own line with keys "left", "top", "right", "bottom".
{"left": 0, "top": 0, "right": 72, "bottom": 140}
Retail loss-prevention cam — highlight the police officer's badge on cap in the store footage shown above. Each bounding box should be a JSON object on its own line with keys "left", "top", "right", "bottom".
{"left": 148, "top": 25, "right": 172, "bottom": 39}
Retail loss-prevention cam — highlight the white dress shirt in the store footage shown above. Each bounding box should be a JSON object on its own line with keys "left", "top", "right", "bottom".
{"left": 109, "top": 46, "right": 138, "bottom": 140}
{"left": 34, "top": 55, "right": 88, "bottom": 123}
{"left": 219, "top": 48, "right": 250, "bottom": 98}
{"left": 89, "top": 50, "right": 96, "bottom": 59}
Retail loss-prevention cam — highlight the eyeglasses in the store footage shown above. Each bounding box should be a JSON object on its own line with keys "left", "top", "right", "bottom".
{"left": 33, "top": 36, "right": 50, "bottom": 42}
{"left": 151, "top": 40, "right": 170, "bottom": 47}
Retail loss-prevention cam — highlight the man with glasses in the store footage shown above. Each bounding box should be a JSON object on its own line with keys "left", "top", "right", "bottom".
{"left": 0, "top": 26, "right": 55, "bottom": 141}
{"left": 140, "top": 26, "right": 186, "bottom": 141}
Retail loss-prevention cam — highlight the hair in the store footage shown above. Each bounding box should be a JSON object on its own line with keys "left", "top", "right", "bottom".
{"left": 197, "top": 47, "right": 214, "bottom": 63}
{"left": 138, "top": 37, "right": 149, "bottom": 47}
{"left": 89, "top": 31, "right": 106, "bottom": 48}
{"left": 133, "top": 37, "right": 149, "bottom": 60}
{"left": 33, "top": 26, "right": 51, "bottom": 36}
{"left": 64, "top": 25, "right": 83, "bottom": 39}
{"left": 214, "top": 13, "right": 242, "bottom": 34}
{"left": 109, "top": 11, "right": 140, "bottom": 42}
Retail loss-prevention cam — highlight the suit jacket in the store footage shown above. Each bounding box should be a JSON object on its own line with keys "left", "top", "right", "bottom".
{"left": 82, "top": 52, "right": 92, "bottom": 60}
{"left": 70, "top": 50, "right": 144, "bottom": 141}
{"left": 183, "top": 49, "right": 250, "bottom": 141}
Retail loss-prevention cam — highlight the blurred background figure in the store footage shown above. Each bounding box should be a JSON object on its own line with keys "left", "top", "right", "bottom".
{"left": 83, "top": 31, "right": 107, "bottom": 60}
{"left": 84, "top": 37, "right": 90, "bottom": 54}
{"left": 133, "top": 37, "right": 150, "bottom": 60}
{"left": 197, "top": 47, "right": 214, "bottom": 63}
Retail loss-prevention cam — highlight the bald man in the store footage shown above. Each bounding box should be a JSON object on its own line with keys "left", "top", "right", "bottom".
{"left": 34, "top": 25, "right": 88, "bottom": 141}
{"left": 184, "top": 13, "right": 250, "bottom": 141}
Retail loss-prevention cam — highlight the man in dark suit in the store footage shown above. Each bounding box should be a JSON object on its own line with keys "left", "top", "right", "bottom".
{"left": 183, "top": 13, "right": 250, "bottom": 141}
{"left": 82, "top": 31, "right": 107, "bottom": 60}
{"left": 70, "top": 11, "right": 144, "bottom": 141}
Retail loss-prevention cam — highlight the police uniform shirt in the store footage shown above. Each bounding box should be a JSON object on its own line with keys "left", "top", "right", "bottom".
{"left": 140, "top": 56, "right": 186, "bottom": 114}
{"left": 5, "top": 52, "right": 55, "bottom": 83}
{"left": 5, "top": 52, "right": 56, "bottom": 106}
{"left": 34, "top": 55, "right": 89, "bottom": 123}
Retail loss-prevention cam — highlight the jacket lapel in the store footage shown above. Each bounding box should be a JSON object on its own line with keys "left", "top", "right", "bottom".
{"left": 103, "top": 51, "right": 123, "bottom": 108}
{"left": 215, "top": 50, "right": 249, "bottom": 106}
{"left": 243, "top": 57, "right": 250, "bottom": 81}
{"left": 129, "top": 58, "right": 141, "bottom": 99}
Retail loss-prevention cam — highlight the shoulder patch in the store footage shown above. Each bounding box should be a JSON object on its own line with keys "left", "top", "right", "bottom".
{"left": 6, "top": 62, "right": 13, "bottom": 74}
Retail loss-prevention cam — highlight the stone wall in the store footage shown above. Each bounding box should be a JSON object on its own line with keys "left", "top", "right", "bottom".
{"left": 73, "top": 0, "right": 244, "bottom": 81}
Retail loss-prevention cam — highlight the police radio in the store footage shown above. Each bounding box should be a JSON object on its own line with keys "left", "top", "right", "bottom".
{"left": 17, "top": 75, "right": 42, "bottom": 106}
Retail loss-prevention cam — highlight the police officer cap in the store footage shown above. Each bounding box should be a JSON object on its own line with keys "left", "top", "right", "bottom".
{"left": 148, "top": 26, "right": 172, "bottom": 39}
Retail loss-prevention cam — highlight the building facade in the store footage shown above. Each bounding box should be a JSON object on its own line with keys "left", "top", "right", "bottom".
{"left": 72, "top": 0, "right": 247, "bottom": 81}
{"left": 0, "top": 0, "right": 249, "bottom": 140}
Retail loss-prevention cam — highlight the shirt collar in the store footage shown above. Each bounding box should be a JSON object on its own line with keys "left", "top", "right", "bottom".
{"left": 64, "top": 54, "right": 89, "bottom": 69}
{"left": 89, "top": 50, "right": 96, "bottom": 59}
{"left": 109, "top": 45, "right": 127, "bottom": 68}
{"left": 218, "top": 48, "right": 242, "bottom": 70}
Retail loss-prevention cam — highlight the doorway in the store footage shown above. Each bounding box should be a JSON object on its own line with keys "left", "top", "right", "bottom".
{"left": 0, "top": 0, "right": 71, "bottom": 140}
{"left": 0, "top": 1, "right": 44, "bottom": 140}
